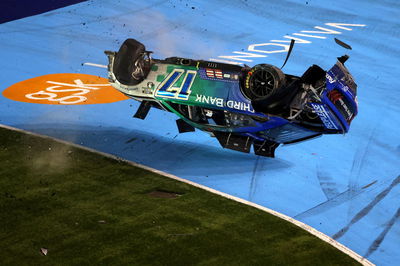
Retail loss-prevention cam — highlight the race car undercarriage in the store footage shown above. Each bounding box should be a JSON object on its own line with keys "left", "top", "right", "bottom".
{"left": 105, "top": 39, "right": 357, "bottom": 157}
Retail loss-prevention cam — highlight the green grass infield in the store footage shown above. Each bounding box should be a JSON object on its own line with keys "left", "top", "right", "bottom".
{"left": 0, "top": 127, "right": 360, "bottom": 265}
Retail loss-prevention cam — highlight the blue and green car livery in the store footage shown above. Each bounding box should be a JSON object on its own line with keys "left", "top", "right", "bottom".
{"left": 105, "top": 39, "right": 358, "bottom": 157}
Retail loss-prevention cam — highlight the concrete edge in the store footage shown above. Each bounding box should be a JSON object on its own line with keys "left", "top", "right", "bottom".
{"left": 0, "top": 124, "right": 374, "bottom": 266}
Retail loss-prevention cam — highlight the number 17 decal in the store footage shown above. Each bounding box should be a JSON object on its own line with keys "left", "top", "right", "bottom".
{"left": 155, "top": 69, "right": 197, "bottom": 100}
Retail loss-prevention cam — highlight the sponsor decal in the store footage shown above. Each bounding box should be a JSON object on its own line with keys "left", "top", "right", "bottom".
{"left": 338, "top": 98, "right": 354, "bottom": 120}
{"left": 195, "top": 94, "right": 254, "bottom": 113}
{"left": 328, "top": 90, "right": 354, "bottom": 122}
{"left": 310, "top": 103, "right": 338, "bottom": 130}
{"left": 244, "top": 68, "right": 254, "bottom": 89}
{"left": 326, "top": 72, "right": 335, "bottom": 84}
{"left": 195, "top": 94, "right": 224, "bottom": 107}
{"left": 205, "top": 69, "right": 214, "bottom": 78}
{"left": 205, "top": 68, "right": 223, "bottom": 79}
{"left": 206, "top": 68, "right": 223, "bottom": 79}
{"left": 199, "top": 68, "right": 238, "bottom": 82}
{"left": 226, "top": 100, "right": 254, "bottom": 112}
{"left": 2, "top": 73, "right": 128, "bottom": 105}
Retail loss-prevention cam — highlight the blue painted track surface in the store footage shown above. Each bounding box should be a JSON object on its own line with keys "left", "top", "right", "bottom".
{"left": 1, "top": 1, "right": 399, "bottom": 264}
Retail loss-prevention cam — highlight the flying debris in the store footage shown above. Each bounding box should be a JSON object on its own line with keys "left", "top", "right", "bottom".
{"left": 334, "top": 38, "right": 353, "bottom": 50}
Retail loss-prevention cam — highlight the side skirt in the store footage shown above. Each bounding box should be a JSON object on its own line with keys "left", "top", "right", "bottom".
{"left": 214, "top": 132, "right": 252, "bottom": 153}
{"left": 176, "top": 119, "right": 195, "bottom": 133}
{"left": 133, "top": 101, "right": 152, "bottom": 119}
{"left": 253, "top": 140, "right": 280, "bottom": 158}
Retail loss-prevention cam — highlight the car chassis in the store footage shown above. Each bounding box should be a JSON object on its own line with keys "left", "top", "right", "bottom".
{"left": 105, "top": 39, "right": 358, "bottom": 157}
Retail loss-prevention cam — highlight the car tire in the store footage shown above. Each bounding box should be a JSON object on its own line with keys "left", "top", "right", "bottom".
{"left": 113, "top": 39, "right": 147, "bottom": 85}
{"left": 243, "top": 64, "right": 286, "bottom": 101}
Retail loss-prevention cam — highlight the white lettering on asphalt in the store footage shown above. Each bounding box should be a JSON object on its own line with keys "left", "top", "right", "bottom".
{"left": 210, "top": 22, "right": 366, "bottom": 65}
{"left": 301, "top": 26, "right": 342, "bottom": 35}
{"left": 324, "top": 23, "right": 367, "bottom": 31}
{"left": 248, "top": 43, "right": 289, "bottom": 54}
{"left": 271, "top": 36, "right": 312, "bottom": 44}
{"left": 217, "top": 51, "right": 267, "bottom": 62}
{"left": 292, "top": 33, "right": 327, "bottom": 39}
{"left": 25, "top": 79, "right": 108, "bottom": 104}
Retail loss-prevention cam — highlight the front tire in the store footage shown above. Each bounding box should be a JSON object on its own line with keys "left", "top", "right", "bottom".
{"left": 113, "top": 39, "right": 148, "bottom": 86}
{"left": 242, "top": 64, "right": 285, "bottom": 101}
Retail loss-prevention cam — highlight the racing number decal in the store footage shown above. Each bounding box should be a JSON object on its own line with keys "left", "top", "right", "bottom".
{"left": 178, "top": 71, "right": 196, "bottom": 99}
{"left": 155, "top": 69, "right": 196, "bottom": 100}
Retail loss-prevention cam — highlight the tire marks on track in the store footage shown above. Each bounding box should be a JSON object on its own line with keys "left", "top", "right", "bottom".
{"left": 316, "top": 166, "right": 340, "bottom": 200}
{"left": 295, "top": 187, "right": 361, "bottom": 220}
{"left": 364, "top": 207, "right": 400, "bottom": 258}
{"left": 333, "top": 175, "right": 400, "bottom": 240}
{"left": 348, "top": 126, "right": 377, "bottom": 199}
{"left": 249, "top": 156, "right": 260, "bottom": 201}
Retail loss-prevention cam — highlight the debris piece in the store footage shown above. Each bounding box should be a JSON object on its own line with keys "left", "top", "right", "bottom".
{"left": 40, "top": 248, "right": 48, "bottom": 256}
{"left": 362, "top": 180, "right": 377, "bottom": 189}
{"left": 98, "top": 220, "right": 107, "bottom": 224}
{"left": 334, "top": 38, "right": 352, "bottom": 50}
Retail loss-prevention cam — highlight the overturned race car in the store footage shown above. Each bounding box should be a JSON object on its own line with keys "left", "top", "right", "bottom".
{"left": 105, "top": 39, "right": 358, "bottom": 158}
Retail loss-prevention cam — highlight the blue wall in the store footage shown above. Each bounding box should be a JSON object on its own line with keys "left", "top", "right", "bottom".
{"left": 0, "top": 0, "right": 86, "bottom": 24}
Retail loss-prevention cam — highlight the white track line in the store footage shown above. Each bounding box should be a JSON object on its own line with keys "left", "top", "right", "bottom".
{"left": 0, "top": 124, "right": 374, "bottom": 266}
{"left": 83, "top": 62, "right": 107, "bottom": 68}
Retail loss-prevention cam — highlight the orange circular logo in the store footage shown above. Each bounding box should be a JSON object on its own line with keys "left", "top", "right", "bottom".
{"left": 2, "top": 73, "right": 129, "bottom": 105}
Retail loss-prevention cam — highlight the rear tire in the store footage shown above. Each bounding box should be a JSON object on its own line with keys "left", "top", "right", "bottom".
{"left": 113, "top": 39, "right": 147, "bottom": 86}
{"left": 242, "top": 64, "right": 285, "bottom": 101}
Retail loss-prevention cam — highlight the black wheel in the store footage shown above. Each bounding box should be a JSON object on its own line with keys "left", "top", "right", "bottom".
{"left": 243, "top": 64, "right": 285, "bottom": 100}
{"left": 113, "top": 39, "right": 149, "bottom": 86}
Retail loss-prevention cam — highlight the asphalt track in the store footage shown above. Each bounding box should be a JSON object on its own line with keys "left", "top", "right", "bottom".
{"left": 0, "top": 1, "right": 399, "bottom": 265}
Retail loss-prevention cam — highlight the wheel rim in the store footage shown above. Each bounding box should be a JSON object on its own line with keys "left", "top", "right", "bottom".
{"left": 250, "top": 69, "right": 275, "bottom": 97}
